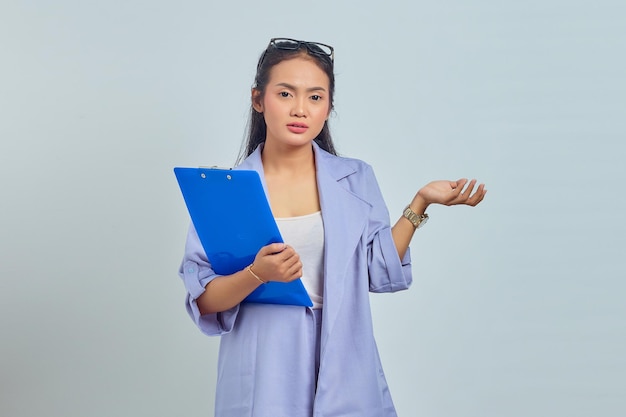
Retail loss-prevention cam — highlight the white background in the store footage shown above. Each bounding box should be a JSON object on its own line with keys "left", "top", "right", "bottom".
{"left": 1, "top": 1, "right": 624, "bottom": 416}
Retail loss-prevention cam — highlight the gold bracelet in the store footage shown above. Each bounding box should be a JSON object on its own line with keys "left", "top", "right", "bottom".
{"left": 246, "top": 264, "right": 267, "bottom": 284}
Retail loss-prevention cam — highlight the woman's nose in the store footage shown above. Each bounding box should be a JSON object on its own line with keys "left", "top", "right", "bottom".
{"left": 291, "top": 99, "right": 306, "bottom": 117}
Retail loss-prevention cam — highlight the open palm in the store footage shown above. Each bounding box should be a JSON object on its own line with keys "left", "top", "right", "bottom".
{"left": 418, "top": 178, "right": 486, "bottom": 207}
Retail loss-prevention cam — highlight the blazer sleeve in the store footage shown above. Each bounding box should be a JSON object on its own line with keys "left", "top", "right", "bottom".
{"left": 178, "top": 223, "right": 240, "bottom": 336}
{"left": 360, "top": 164, "right": 413, "bottom": 293}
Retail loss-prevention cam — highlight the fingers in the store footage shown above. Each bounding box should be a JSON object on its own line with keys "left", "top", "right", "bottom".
{"left": 466, "top": 183, "right": 487, "bottom": 206}
{"left": 254, "top": 244, "right": 303, "bottom": 282}
{"left": 283, "top": 255, "right": 303, "bottom": 281}
{"left": 455, "top": 180, "right": 486, "bottom": 206}
{"left": 451, "top": 178, "right": 468, "bottom": 195}
{"left": 443, "top": 178, "right": 487, "bottom": 207}
{"left": 453, "top": 178, "right": 468, "bottom": 189}
{"left": 258, "top": 242, "right": 287, "bottom": 256}
{"left": 459, "top": 179, "right": 477, "bottom": 200}
{"left": 272, "top": 247, "right": 302, "bottom": 282}
{"left": 443, "top": 178, "right": 467, "bottom": 204}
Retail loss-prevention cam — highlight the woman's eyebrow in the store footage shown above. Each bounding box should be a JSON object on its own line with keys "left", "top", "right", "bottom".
{"left": 275, "top": 82, "right": 327, "bottom": 93}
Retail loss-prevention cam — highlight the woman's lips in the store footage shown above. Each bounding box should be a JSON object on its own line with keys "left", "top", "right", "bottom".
{"left": 287, "top": 123, "right": 308, "bottom": 134}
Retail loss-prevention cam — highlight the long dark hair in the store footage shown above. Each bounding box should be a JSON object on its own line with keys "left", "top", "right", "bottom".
{"left": 237, "top": 39, "right": 337, "bottom": 163}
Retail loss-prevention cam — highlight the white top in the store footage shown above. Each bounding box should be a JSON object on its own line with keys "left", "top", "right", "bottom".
{"left": 275, "top": 211, "right": 325, "bottom": 309}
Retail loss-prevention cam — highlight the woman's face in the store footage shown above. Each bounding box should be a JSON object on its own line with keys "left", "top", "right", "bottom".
{"left": 253, "top": 56, "right": 331, "bottom": 151}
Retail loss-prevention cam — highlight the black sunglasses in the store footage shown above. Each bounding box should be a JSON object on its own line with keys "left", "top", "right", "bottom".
{"left": 256, "top": 38, "right": 335, "bottom": 75}
{"left": 268, "top": 38, "right": 334, "bottom": 61}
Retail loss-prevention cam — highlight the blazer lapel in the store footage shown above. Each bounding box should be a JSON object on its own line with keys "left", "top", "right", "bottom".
{"left": 313, "top": 144, "right": 372, "bottom": 337}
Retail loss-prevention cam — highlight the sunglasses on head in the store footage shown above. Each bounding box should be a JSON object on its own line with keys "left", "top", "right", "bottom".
{"left": 267, "top": 38, "right": 334, "bottom": 61}
{"left": 256, "top": 38, "right": 335, "bottom": 74}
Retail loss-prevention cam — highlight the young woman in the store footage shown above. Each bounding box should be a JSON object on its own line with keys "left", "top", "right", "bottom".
{"left": 179, "top": 38, "right": 486, "bottom": 417}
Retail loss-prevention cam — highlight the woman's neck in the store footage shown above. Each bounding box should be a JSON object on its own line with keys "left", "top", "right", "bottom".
{"left": 261, "top": 141, "right": 315, "bottom": 175}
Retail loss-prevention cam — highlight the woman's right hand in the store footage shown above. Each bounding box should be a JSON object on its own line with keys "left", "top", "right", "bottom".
{"left": 250, "top": 243, "right": 303, "bottom": 283}
{"left": 197, "top": 243, "right": 302, "bottom": 315}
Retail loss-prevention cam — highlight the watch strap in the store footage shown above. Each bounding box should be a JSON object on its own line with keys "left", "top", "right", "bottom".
{"left": 403, "top": 205, "right": 429, "bottom": 228}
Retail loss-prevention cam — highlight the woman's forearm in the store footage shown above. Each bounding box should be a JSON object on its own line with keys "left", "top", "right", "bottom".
{"left": 391, "top": 196, "right": 428, "bottom": 259}
{"left": 196, "top": 268, "right": 263, "bottom": 315}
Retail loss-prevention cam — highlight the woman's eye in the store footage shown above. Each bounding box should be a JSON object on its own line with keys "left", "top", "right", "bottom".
{"left": 280, "top": 92, "right": 290, "bottom": 98}
{"left": 311, "top": 95, "right": 322, "bottom": 101}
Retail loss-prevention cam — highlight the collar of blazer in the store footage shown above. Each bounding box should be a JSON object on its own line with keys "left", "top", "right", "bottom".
{"left": 236, "top": 141, "right": 358, "bottom": 192}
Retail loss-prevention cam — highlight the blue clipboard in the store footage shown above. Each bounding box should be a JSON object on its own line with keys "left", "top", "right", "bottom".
{"left": 174, "top": 167, "right": 313, "bottom": 307}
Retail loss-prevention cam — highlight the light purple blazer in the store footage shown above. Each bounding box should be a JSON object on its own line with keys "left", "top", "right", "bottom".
{"left": 179, "top": 142, "right": 413, "bottom": 417}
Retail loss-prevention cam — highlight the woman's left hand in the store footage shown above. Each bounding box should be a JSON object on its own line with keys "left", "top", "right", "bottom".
{"left": 414, "top": 178, "right": 487, "bottom": 209}
{"left": 392, "top": 178, "right": 487, "bottom": 259}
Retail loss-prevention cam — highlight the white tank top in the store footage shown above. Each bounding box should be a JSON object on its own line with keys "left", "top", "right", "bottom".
{"left": 275, "top": 211, "right": 325, "bottom": 309}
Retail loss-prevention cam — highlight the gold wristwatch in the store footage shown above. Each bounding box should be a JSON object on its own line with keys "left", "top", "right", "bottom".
{"left": 403, "top": 205, "right": 429, "bottom": 229}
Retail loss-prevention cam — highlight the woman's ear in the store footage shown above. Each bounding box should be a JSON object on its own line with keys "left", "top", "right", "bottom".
{"left": 251, "top": 89, "right": 263, "bottom": 113}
